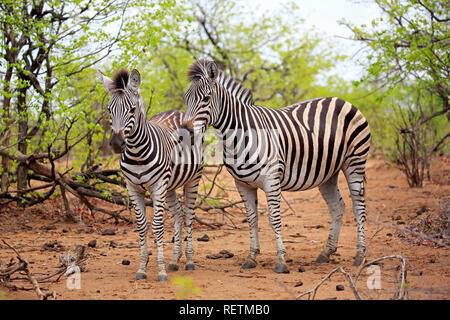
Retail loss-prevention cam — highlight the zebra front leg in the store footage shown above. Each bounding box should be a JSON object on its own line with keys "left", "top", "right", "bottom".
{"left": 315, "top": 173, "right": 345, "bottom": 263}
{"left": 235, "top": 181, "right": 260, "bottom": 270}
{"left": 344, "top": 169, "right": 367, "bottom": 266}
{"left": 166, "top": 190, "right": 183, "bottom": 272}
{"left": 150, "top": 183, "right": 168, "bottom": 281}
{"left": 184, "top": 178, "right": 200, "bottom": 270}
{"left": 264, "top": 185, "right": 288, "bottom": 273}
{"left": 127, "top": 183, "right": 149, "bottom": 280}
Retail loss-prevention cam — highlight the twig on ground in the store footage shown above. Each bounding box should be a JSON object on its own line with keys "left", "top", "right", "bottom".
{"left": 0, "top": 240, "right": 56, "bottom": 300}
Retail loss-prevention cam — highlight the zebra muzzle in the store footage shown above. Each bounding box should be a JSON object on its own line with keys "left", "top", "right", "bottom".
{"left": 180, "top": 121, "right": 195, "bottom": 145}
{"left": 110, "top": 130, "right": 126, "bottom": 153}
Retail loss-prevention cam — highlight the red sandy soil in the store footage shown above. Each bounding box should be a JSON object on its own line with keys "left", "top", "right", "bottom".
{"left": 0, "top": 156, "right": 449, "bottom": 300}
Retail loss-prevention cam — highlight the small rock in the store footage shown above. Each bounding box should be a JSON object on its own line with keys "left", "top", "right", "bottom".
{"left": 122, "top": 259, "right": 130, "bottom": 265}
{"left": 393, "top": 215, "right": 402, "bottom": 221}
{"left": 290, "top": 233, "right": 304, "bottom": 238}
{"left": 197, "top": 234, "right": 209, "bottom": 242}
{"left": 298, "top": 266, "right": 306, "bottom": 272}
{"left": 416, "top": 206, "right": 428, "bottom": 215}
{"left": 96, "top": 290, "right": 101, "bottom": 293}
{"left": 294, "top": 281, "right": 303, "bottom": 287}
{"left": 219, "top": 250, "right": 234, "bottom": 258}
{"left": 336, "top": 284, "right": 345, "bottom": 291}
{"left": 41, "top": 225, "right": 57, "bottom": 231}
{"left": 429, "top": 258, "right": 435, "bottom": 263}
{"left": 88, "top": 240, "right": 97, "bottom": 248}
{"left": 62, "top": 229, "right": 68, "bottom": 233}
{"left": 397, "top": 221, "right": 405, "bottom": 225}
{"left": 109, "top": 240, "right": 118, "bottom": 248}
{"left": 206, "top": 253, "right": 222, "bottom": 259}
{"left": 286, "top": 259, "right": 293, "bottom": 263}
{"left": 102, "top": 229, "right": 116, "bottom": 236}
{"left": 42, "top": 240, "right": 64, "bottom": 252}
{"left": 386, "top": 233, "right": 393, "bottom": 237}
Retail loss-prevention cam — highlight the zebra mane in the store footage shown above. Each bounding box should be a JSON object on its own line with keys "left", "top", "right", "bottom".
{"left": 187, "top": 59, "right": 254, "bottom": 105}
{"left": 217, "top": 70, "right": 254, "bottom": 106}
{"left": 111, "top": 68, "right": 129, "bottom": 90}
{"left": 187, "top": 59, "right": 210, "bottom": 81}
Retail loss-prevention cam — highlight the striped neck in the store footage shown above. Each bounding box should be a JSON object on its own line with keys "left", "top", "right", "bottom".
{"left": 212, "top": 71, "right": 254, "bottom": 129}
{"left": 126, "top": 109, "right": 148, "bottom": 148}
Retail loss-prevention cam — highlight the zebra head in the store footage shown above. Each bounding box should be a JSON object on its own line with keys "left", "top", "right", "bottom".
{"left": 98, "top": 68, "right": 145, "bottom": 154}
{"left": 182, "top": 59, "right": 219, "bottom": 139}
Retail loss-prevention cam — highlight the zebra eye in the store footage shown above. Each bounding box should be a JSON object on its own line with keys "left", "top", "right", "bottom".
{"left": 202, "top": 95, "right": 210, "bottom": 103}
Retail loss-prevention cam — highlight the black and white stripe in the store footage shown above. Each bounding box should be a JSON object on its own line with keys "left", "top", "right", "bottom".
{"left": 99, "top": 68, "right": 203, "bottom": 281}
{"left": 183, "top": 59, "right": 371, "bottom": 272}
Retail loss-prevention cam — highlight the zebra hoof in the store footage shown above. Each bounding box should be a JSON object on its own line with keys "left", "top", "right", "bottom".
{"left": 168, "top": 264, "right": 179, "bottom": 271}
{"left": 274, "top": 263, "right": 289, "bottom": 274}
{"left": 185, "top": 264, "right": 195, "bottom": 271}
{"left": 241, "top": 259, "right": 257, "bottom": 270}
{"left": 314, "top": 254, "right": 330, "bottom": 263}
{"left": 158, "top": 274, "right": 168, "bottom": 282}
{"left": 135, "top": 273, "right": 147, "bottom": 280}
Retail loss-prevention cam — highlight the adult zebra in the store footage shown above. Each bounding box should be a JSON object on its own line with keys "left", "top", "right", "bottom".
{"left": 182, "top": 59, "right": 371, "bottom": 273}
{"left": 99, "top": 68, "right": 203, "bottom": 281}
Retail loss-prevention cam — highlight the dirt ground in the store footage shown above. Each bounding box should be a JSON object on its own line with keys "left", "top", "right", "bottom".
{"left": 0, "top": 156, "right": 449, "bottom": 300}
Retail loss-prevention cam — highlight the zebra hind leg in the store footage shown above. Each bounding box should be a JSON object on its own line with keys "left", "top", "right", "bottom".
{"left": 315, "top": 173, "right": 345, "bottom": 263}
{"left": 235, "top": 181, "right": 260, "bottom": 270}
{"left": 166, "top": 190, "right": 183, "bottom": 272}
{"left": 344, "top": 167, "right": 368, "bottom": 266}
{"left": 264, "top": 185, "right": 288, "bottom": 274}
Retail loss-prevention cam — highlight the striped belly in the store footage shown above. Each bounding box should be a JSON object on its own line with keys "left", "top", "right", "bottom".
{"left": 279, "top": 97, "right": 369, "bottom": 191}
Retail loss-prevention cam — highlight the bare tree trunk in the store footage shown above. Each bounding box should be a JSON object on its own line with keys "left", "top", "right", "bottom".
{"left": 16, "top": 85, "right": 28, "bottom": 192}
{"left": 1, "top": 65, "right": 13, "bottom": 192}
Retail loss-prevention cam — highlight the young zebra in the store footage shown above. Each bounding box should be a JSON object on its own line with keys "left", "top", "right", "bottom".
{"left": 182, "top": 59, "right": 371, "bottom": 273}
{"left": 98, "top": 68, "right": 203, "bottom": 281}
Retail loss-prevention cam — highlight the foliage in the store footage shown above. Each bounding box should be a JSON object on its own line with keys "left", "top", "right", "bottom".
{"left": 341, "top": 0, "right": 449, "bottom": 101}
{"left": 136, "top": 0, "right": 347, "bottom": 117}
{"left": 340, "top": 0, "right": 449, "bottom": 186}
{"left": 0, "top": 0, "right": 182, "bottom": 214}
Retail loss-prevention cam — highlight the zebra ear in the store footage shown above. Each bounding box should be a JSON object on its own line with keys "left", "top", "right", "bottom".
{"left": 207, "top": 61, "right": 218, "bottom": 81}
{"left": 98, "top": 69, "right": 114, "bottom": 93}
{"left": 128, "top": 69, "right": 141, "bottom": 93}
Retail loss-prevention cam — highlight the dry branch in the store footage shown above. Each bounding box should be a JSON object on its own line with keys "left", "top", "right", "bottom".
{"left": 0, "top": 148, "right": 245, "bottom": 226}
{"left": 0, "top": 240, "right": 56, "bottom": 300}
{"left": 295, "top": 254, "right": 408, "bottom": 300}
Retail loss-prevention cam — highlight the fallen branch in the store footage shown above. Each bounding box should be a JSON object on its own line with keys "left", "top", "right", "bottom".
{"left": 295, "top": 254, "right": 408, "bottom": 300}
{"left": 0, "top": 240, "right": 56, "bottom": 300}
